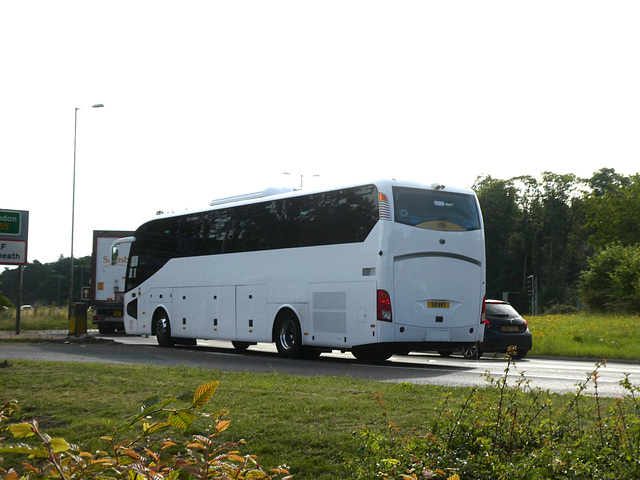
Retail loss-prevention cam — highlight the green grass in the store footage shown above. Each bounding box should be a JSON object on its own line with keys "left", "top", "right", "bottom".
{"left": 1, "top": 360, "right": 459, "bottom": 479}
{"left": 0, "top": 306, "right": 70, "bottom": 331}
{"left": 2, "top": 359, "right": 637, "bottom": 479}
{"left": 527, "top": 313, "right": 640, "bottom": 360}
{"left": 2, "top": 311, "right": 640, "bottom": 478}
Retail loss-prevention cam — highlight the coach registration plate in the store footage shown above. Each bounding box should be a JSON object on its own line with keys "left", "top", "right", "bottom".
{"left": 428, "top": 301, "right": 450, "bottom": 308}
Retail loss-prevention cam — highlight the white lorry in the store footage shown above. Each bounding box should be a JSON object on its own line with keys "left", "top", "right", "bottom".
{"left": 90, "top": 230, "right": 133, "bottom": 333}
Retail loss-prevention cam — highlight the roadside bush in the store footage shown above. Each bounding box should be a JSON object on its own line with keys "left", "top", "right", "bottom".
{"left": 350, "top": 357, "right": 640, "bottom": 479}
{"left": 544, "top": 303, "right": 579, "bottom": 315}
{"left": 0, "top": 295, "right": 13, "bottom": 309}
{"left": 0, "top": 381, "right": 292, "bottom": 479}
{"left": 579, "top": 243, "right": 640, "bottom": 313}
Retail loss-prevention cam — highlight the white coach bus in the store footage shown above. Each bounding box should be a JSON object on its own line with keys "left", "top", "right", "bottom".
{"left": 114, "top": 179, "right": 485, "bottom": 362}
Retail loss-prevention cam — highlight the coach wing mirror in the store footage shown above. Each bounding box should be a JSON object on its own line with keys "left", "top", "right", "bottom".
{"left": 111, "top": 245, "right": 119, "bottom": 266}
{"left": 111, "top": 236, "right": 136, "bottom": 265}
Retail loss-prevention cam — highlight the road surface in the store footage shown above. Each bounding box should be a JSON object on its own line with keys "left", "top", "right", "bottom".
{"left": 1, "top": 331, "right": 638, "bottom": 398}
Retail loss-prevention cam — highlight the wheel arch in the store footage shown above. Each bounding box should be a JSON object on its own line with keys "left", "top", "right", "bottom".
{"left": 271, "top": 305, "right": 302, "bottom": 343}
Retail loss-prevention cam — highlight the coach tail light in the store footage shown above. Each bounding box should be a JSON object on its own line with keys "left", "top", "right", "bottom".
{"left": 377, "top": 290, "right": 393, "bottom": 322}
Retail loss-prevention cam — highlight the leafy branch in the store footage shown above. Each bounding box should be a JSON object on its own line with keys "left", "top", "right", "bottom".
{"left": 0, "top": 382, "right": 292, "bottom": 479}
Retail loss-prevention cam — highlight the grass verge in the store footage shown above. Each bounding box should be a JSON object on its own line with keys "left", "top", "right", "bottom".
{"left": 2, "top": 359, "right": 638, "bottom": 479}
{"left": 0, "top": 360, "right": 453, "bottom": 479}
{"left": 527, "top": 313, "right": 640, "bottom": 360}
{"left": 0, "top": 306, "right": 70, "bottom": 332}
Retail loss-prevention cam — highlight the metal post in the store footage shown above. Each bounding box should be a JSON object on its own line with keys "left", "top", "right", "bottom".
{"left": 15, "top": 265, "right": 23, "bottom": 334}
{"left": 69, "top": 107, "right": 79, "bottom": 322}
{"left": 68, "top": 104, "right": 103, "bottom": 324}
{"left": 283, "top": 172, "right": 320, "bottom": 190}
{"left": 533, "top": 276, "right": 538, "bottom": 316}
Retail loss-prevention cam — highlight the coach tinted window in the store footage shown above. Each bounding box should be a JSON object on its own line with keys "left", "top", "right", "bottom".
{"left": 393, "top": 187, "right": 481, "bottom": 231}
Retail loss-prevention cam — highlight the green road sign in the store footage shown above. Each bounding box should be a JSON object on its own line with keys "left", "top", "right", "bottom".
{"left": 0, "top": 211, "right": 21, "bottom": 235}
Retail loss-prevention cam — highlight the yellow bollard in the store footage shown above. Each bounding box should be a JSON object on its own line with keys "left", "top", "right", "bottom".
{"left": 69, "top": 303, "right": 88, "bottom": 336}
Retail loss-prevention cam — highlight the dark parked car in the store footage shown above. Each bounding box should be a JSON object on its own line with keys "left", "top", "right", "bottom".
{"left": 441, "top": 299, "right": 533, "bottom": 360}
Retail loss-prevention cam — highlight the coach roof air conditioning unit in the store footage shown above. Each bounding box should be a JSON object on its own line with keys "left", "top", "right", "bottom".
{"left": 209, "top": 187, "right": 297, "bottom": 207}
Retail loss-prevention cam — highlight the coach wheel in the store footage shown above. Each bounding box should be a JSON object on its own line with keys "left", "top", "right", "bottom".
{"left": 461, "top": 343, "right": 482, "bottom": 360}
{"left": 300, "top": 347, "right": 322, "bottom": 360}
{"left": 274, "top": 312, "right": 303, "bottom": 358}
{"left": 351, "top": 346, "right": 393, "bottom": 363}
{"left": 98, "top": 324, "right": 116, "bottom": 334}
{"left": 154, "top": 310, "right": 174, "bottom": 347}
{"left": 232, "top": 341, "right": 252, "bottom": 352}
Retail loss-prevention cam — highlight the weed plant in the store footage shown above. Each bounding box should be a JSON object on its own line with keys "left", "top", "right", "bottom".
{"left": 350, "top": 354, "right": 640, "bottom": 479}
{"left": 0, "top": 361, "right": 449, "bottom": 479}
{"left": 0, "top": 381, "right": 292, "bottom": 479}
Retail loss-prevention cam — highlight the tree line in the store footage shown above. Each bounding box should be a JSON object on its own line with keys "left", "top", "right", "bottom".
{"left": 1, "top": 167, "right": 639, "bottom": 314}
{"left": 475, "top": 167, "right": 640, "bottom": 314}
{"left": 0, "top": 255, "right": 91, "bottom": 309}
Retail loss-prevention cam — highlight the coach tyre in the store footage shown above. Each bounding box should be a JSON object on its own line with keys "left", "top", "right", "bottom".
{"left": 275, "top": 311, "right": 303, "bottom": 358}
{"left": 98, "top": 324, "right": 116, "bottom": 334}
{"left": 351, "top": 345, "right": 393, "bottom": 363}
{"left": 232, "top": 341, "right": 252, "bottom": 352}
{"left": 154, "top": 310, "right": 174, "bottom": 347}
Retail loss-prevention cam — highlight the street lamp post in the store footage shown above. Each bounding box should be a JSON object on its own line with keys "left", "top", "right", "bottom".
{"left": 283, "top": 172, "right": 320, "bottom": 189}
{"left": 69, "top": 104, "right": 103, "bottom": 323}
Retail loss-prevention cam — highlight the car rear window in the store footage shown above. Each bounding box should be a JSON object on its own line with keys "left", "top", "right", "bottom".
{"left": 485, "top": 303, "right": 520, "bottom": 317}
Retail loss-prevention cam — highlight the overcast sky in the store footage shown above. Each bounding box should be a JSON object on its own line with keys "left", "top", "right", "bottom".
{"left": 1, "top": 1, "right": 639, "bottom": 265}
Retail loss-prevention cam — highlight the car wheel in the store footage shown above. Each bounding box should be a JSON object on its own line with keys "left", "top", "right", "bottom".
{"left": 154, "top": 310, "right": 174, "bottom": 347}
{"left": 461, "top": 343, "right": 482, "bottom": 360}
{"left": 510, "top": 349, "right": 528, "bottom": 360}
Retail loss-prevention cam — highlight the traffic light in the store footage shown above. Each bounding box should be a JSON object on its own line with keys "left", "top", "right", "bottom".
{"left": 526, "top": 275, "right": 534, "bottom": 294}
